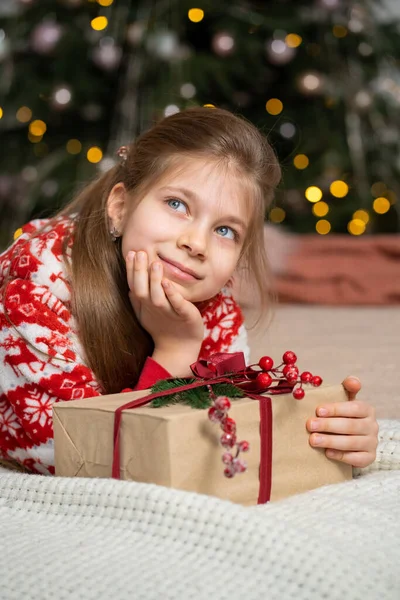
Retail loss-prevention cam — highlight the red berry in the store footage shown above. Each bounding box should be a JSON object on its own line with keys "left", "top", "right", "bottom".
{"left": 224, "top": 466, "right": 235, "bottom": 478}
{"left": 283, "top": 365, "right": 299, "bottom": 376}
{"left": 256, "top": 372, "right": 272, "bottom": 388}
{"left": 221, "top": 433, "right": 237, "bottom": 448}
{"left": 282, "top": 351, "right": 297, "bottom": 365}
{"left": 214, "top": 396, "right": 231, "bottom": 411}
{"left": 222, "top": 452, "right": 233, "bottom": 465}
{"left": 208, "top": 407, "right": 224, "bottom": 423}
{"left": 221, "top": 417, "right": 236, "bottom": 434}
{"left": 300, "top": 371, "right": 312, "bottom": 383}
{"left": 311, "top": 375, "right": 323, "bottom": 387}
{"left": 283, "top": 366, "right": 298, "bottom": 383}
{"left": 232, "top": 458, "right": 247, "bottom": 473}
{"left": 293, "top": 387, "right": 305, "bottom": 400}
{"left": 258, "top": 356, "right": 274, "bottom": 371}
{"left": 237, "top": 440, "right": 250, "bottom": 452}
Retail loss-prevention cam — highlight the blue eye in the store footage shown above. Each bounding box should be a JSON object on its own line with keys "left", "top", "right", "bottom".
{"left": 216, "top": 226, "right": 236, "bottom": 240}
{"left": 167, "top": 198, "right": 187, "bottom": 213}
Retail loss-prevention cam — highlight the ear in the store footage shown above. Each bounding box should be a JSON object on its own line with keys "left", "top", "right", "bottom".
{"left": 106, "top": 183, "right": 128, "bottom": 232}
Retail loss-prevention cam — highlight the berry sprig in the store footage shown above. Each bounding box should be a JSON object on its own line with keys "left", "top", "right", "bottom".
{"left": 207, "top": 350, "right": 323, "bottom": 477}
{"left": 256, "top": 350, "right": 322, "bottom": 400}
{"left": 208, "top": 395, "right": 250, "bottom": 478}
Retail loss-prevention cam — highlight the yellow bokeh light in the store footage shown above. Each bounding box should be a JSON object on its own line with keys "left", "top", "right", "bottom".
{"left": 348, "top": 219, "right": 366, "bottom": 236}
{"left": 305, "top": 186, "right": 323, "bottom": 203}
{"left": 330, "top": 180, "right": 349, "bottom": 198}
{"left": 353, "top": 209, "right": 370, "bottom": 224}
{"left": 333, "top": 25, "right": 348, "bottom": 38}
{"left": 203, "top": 103, "right": 216, "bottom": 108}
{"left": 269, "top": 207, "right": 286, "bottom": 223}
{"left": 16, "top": 106, "right": 32, "bottom": 123}
{"left": 13, "top": 228, "right": 23, "bottom": 240}
{"left": 370, "top": 181, "right": 386, "bottom": 197}
{"left": 373, "top": 197, "right": 390, "bottom": 214}
{"left": 312, "top": 201, "right": 329, "bottom": 217}
{"left": 0, "top": 107, "right": 3, "bottom": 119}
{"left": 91, "top": 16, "right": 108, "bottom": 31}
{"left": 97, "top": 0, "right": 114, "bottom": 6}
{"left": 316, "top": 219, "right": 331, "bottom": 235}
{"left": 188, "top": 8, "right": 204, "bottom": 23}
{"left": 29, "top": 119, "right": 47, "bottom": 136}
{"left": 286, "top": 33, "right": 302, "bottom": 48}
{"left": 66, "top": 139, "right": 82, "bottom": 155}
{"left": 28, "top": 132, "right": 43, "bottom": 143}
{"left": 293, "top": 154, "right": 309, "bottom": 170}
{"left": 87, "top": 146, "right": 103, "bottom": 163}
{"left": 266, "top": 98, "right": 283, "bottom": 115}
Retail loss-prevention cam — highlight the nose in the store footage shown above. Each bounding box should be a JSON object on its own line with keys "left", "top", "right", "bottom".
{"left": 177, "top": 226, "right": 207, "bottom": 259}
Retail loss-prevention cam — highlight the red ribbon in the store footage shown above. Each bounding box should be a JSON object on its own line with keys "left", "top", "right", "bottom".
{"left": 112, "top": 352, "right": 293, "bottom": 503}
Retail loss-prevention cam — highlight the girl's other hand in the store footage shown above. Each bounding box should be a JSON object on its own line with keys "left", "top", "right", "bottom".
{"left": 126, "top": 250, "right": 205, "bottom": 354}
{"left": 306, "top": 376, "right": 379, "bottom": 468}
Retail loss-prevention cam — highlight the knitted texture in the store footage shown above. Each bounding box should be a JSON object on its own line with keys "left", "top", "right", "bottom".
{"left": 0, "top": 419, "right": 399, "bottom": 600}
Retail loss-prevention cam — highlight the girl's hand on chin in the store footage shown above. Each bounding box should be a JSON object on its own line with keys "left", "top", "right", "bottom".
{"left": 126, "top": 250, "right": 205, "bottom": 350}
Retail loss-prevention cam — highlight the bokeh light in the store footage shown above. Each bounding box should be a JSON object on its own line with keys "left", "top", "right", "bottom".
{"left": 373, "top": 197, "right": 390, "bottom": 214}
{"left": 305, "top": 186, "right": 323, "bottom": 203}
{"left": 87, "top": 146, "right": 103, "bottom": 163}
{"left": 66, "top": 139, "right": 82, "bottom": 155}
{"left": 330, "top": 180, "right": 349, "bottom": 198}
{"left": 293, "top": 154, "right": 309, "bottom": 169}
{"left": 188, "top": 9, "right": 204, "bottom": 23}
{"left": 312, "top": 201, "right": 329, "bottom": 217}
{"left": 316, "top": 219, "right": 331, "bottom": 234}
{"left": 16, "top": 106, "right": 32, "bottom": 123}
{"left": 91, "top": 17, "right": 108, "bottom": 31}
{"left": 347, "top": 219, "right": 366, "bottom": 235}
{"left": 269, "top": 207, "right": 286, "bottom": 223}
{"left": 266, "top": 98, "right": 283, "bottom": 115}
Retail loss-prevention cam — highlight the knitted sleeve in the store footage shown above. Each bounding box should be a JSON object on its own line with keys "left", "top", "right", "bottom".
{"left": 0, "top": 220, "right": 102, "bottom": 474}
{"left": 353, "top": 419, "right": 400, "bottom": 477}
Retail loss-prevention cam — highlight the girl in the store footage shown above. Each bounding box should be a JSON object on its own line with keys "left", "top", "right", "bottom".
{"left": 0, "top": 107, "right": 378, "bottom": 475}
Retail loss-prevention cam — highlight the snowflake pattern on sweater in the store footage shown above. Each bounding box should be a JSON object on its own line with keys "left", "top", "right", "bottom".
{"left": 0, "top": 217, "right": 249, "bottom": 475}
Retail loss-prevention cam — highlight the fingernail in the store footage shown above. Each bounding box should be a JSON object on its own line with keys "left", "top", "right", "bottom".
{"left": 347, "top": 376, "right": 361, "bottom": 384}
{"left": 127, "top": 251, "right": 135, "bottom": 261}
{"left": 326, "top": 450, "right": 336, "bottom": 458}
{"left": 310, "top": 420, "right": 319, "bottom": 431}
{"left": 161, "top": 279, "right": 170, "bottom": 288}
{"left": 137, "top": 251, "right": 145, "bottom": 261}
{"left": 317, "top": 408, "right": 328, "bottom": 416}
{"left": 152, "top": 262, "right": 160, "bottom": 271}
{"left": 313, "top": 434, "right": 323, "bottom": 445}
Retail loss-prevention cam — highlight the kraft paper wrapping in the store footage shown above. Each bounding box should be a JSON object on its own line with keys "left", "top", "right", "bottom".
{"left": 53, "top": 384, "right": 352, "bottom": 505}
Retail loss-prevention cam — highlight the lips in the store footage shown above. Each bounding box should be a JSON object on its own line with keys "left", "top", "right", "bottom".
{"left": 158, "top": 255, "right": 202, "bottom": 280}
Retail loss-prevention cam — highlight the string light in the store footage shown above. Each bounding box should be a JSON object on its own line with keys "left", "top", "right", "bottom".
{"left": 285, "top": 34, "right": 302, "bottom": 48}
{"left": 164, "top": 104, "right": 180, "bottom": 117}
{"left": 29, "top": 119, "right": 47, "bottom": 136}
{"left": 316, "top": 219, "right": 331, "bottom": 235}
{"left": 305, "top": 186, "right": 323, "bottom": 203}
{"left": 373, "top": 197, "right": 390, "bottom": 214}
{"left": 353, "top": 209, "right": 369, "bottom": 224}
{"left": 269, "top": 207, "right": 286, "bottom": 223}
{"left": 87, "top": 147, "right": 103, "bottom": 163}
{"left": 348, "top": 219, "right": 366, "bottom": 235}
{"left": 333, "top": 25, "right": 348, "bottom": 38}
{"left": 0, "top": 107, "right": 3, "bottom": 119}
{"left": 312, "top": 201, "right": 329, "bottom": 217}
{"left": 97, "top": 0, "right": 114, "bottom": 6}
{"left": 330, "top": 180, "right": 349, "bottom": 198}
{"left": 91, "top": 17, "right": 108, "bottom": 31}
{"left": 203, "top": 103, "right": 215, "bottom": 108}
{"left": 16, "top": 106, "right": 32, "bottom": 123}
{"left": 265, "top": 98, "right": 283, "bottom": 115}
{"left": 293, "top": 154, "right": 309, "bottom": 169}
{"left": 66, "top": 139, "right": 82, "bottom": 155}
{"left": 188, "top": 9, "right": 204, "bottom": 23}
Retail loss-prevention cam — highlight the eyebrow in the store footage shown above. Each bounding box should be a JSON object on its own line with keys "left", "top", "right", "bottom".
{"left": 159, "top": 186, "right": 249, "bottom": 231}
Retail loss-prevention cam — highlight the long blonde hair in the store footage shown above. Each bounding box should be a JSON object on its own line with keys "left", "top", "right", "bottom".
{"left": 57, "top": 107, "right": 281, "bottom": 393}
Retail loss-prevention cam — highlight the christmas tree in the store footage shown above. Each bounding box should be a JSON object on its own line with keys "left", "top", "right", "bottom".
{"left": 0, "top": 0, "right": 399, "bottom": 250}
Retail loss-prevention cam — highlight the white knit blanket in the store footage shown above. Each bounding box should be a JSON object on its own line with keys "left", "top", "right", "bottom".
{"left": 1, "top": 419, "right": 400, "bottom": 600}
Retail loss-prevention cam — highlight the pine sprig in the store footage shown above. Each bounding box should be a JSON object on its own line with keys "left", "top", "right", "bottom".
{"left": 150, "top": 378, "right": 245, "bottom": 409}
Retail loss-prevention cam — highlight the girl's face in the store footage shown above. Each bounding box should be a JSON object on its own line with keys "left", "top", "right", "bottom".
{"left": 108, "top": 157, "right": 251, "bottom": 303}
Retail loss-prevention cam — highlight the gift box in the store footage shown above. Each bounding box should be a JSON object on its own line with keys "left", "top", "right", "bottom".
{"left": 53, "top": 382, "right": 352, "bottom": 505}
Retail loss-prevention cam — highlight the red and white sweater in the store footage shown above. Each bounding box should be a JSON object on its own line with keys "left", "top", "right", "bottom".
{"left": 0, "top": 217, "right": 249, "bottom": 475}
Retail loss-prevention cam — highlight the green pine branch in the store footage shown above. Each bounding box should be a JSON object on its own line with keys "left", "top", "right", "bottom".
{"left": 150, "top": 378, "right": 245, "bottom": 409}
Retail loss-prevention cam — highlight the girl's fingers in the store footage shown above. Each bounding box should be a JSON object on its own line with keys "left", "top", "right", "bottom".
{"left": 341, "top": 376, "right": 362, "bottom": 399}
{"left": 316, "top": 400, "right": 373, "bottom": 419}
{"left": 126, "top": 251, "right": 136, "bottom": 291}
{"left": 309, "top": 433, "right": 373, "bottom": 452}
{"left": 161, "top": 279, "right": 191, "bottom": 317}
{"left": 324, "top": 450, "right": 374, "bottom": 468}
{"left": 132, "top": 251, "right": 149, "bottom": 299}
{"left": 306, "top": 416, "right": 374, "bottom": 436}
{"left": 149, "top": 261, "right": 168, "bottom": 307}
